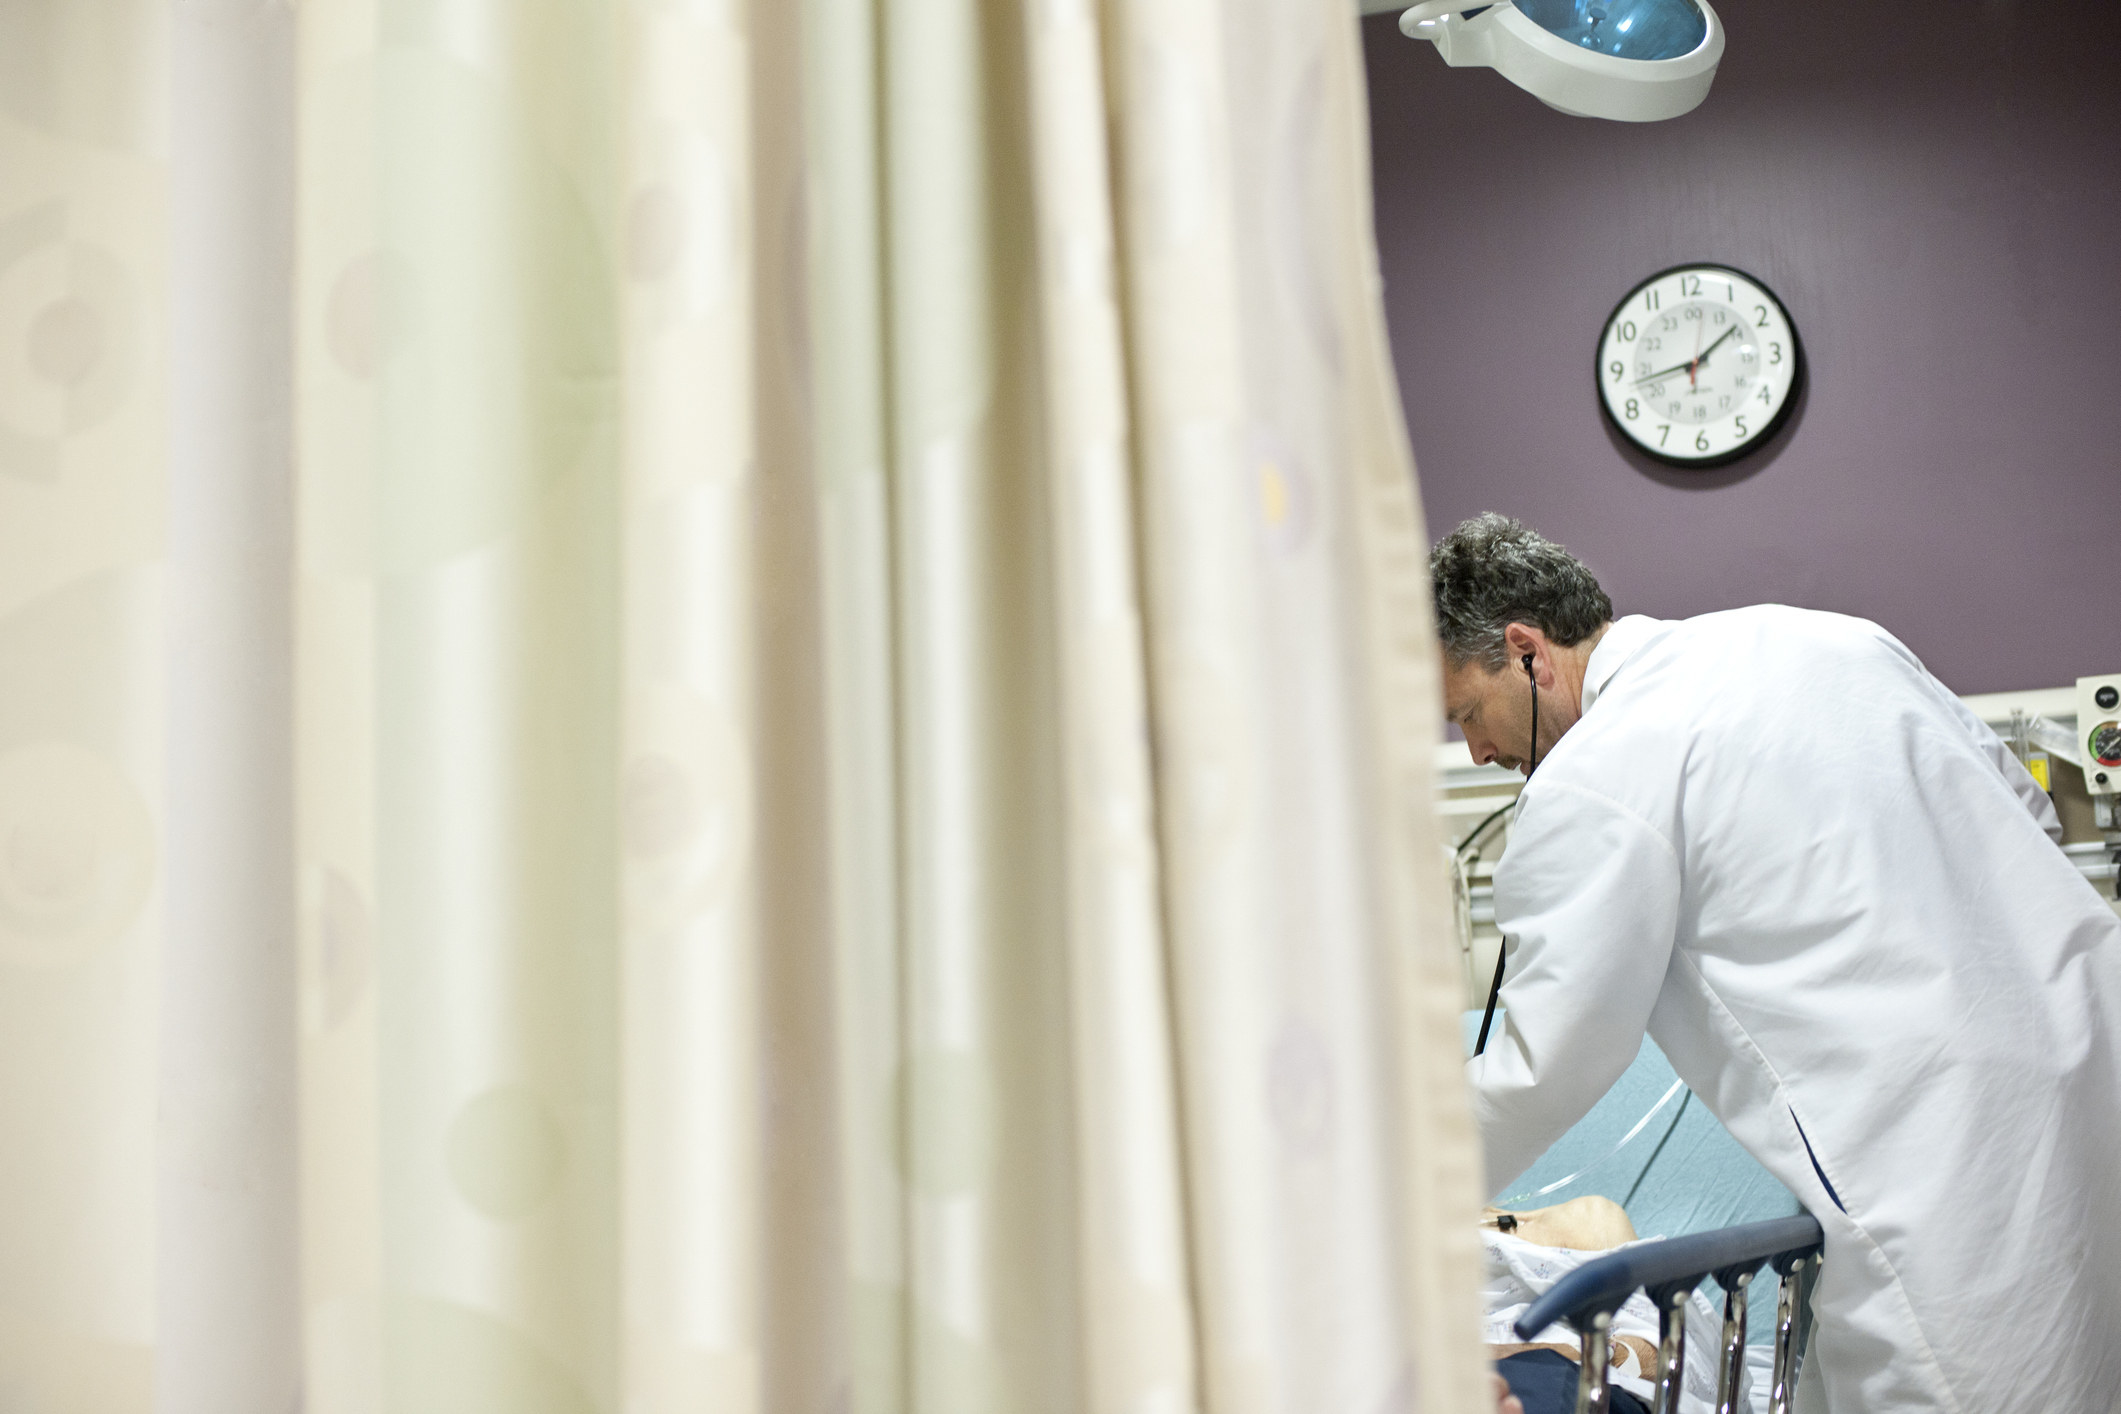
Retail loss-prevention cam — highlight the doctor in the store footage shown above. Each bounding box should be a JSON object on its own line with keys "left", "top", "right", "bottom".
{"left": 1438, "top": 514, "right": 2121, "bottom": 1413}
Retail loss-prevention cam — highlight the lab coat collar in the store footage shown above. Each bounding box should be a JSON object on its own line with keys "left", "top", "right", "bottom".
{"left": 1578, "top": 615, "right": 1672, "bottom": 717}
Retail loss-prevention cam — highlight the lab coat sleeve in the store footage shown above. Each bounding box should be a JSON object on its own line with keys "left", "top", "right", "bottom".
{"left": 1880, "top": 624, "right": 2064, "bottom": 842}
{"left": 1468, "top": 781, "right": 1682, "bottom": 1198}
{"left": 1942, "top": 694, "right": 2064, "bottom": 842}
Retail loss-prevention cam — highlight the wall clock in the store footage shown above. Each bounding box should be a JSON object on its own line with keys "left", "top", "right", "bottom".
{"left": 1597, "top": 264, "right": 1801, "bottom": 466}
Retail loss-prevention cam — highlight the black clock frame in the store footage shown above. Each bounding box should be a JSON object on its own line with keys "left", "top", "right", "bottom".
{"left": 1596, "top": 262, "right": 1805, "bottom": 470}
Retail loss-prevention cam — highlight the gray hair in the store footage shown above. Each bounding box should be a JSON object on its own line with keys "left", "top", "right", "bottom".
{"left": 1430, "top": 513, "right": 1613, "bottom": 670}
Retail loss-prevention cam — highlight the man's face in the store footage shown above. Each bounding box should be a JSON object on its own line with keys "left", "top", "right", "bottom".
{"left": 1443, "top": 654, "right": 1538, "bottom": 775}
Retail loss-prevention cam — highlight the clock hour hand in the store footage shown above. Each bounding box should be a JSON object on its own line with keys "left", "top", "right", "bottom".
{"left": 1632, "top": 358, "right": 1697, "bottom": 386}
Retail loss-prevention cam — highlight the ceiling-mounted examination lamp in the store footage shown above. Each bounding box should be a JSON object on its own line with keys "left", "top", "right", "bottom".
{"left": 1397, "top": 0, "right": 1723, "bottom": 122}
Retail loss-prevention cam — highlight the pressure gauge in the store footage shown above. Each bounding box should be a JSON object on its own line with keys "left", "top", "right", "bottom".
{"left": 2091, "top": 723, "right": 2121, "bottom": 770}
{"left": 2083, "top": 674, "right": 2121, "bottom": 798}
{"left": 1598, "top": 264, "right": 1801, "bottom": 467}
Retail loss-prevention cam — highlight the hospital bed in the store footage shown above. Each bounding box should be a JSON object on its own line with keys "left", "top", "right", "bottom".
{"left": 1470, "top": 1015, "right": 1813, "bottom": 1411}
{"left": 1513, "top": 1211, "right": 1824, "bottom": 1414}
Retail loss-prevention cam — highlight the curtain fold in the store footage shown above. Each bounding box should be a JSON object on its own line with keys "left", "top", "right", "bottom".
{"left": 0, "top": 3, "right": 168, "bottom": 1411}
{"left": 0, "top": 1, "right": 1485, "bottom": 1411}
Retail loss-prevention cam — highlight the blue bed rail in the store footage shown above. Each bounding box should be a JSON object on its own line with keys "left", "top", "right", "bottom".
{"left": 1512, "top": 1214, "right": 1824, "bottom": 1414}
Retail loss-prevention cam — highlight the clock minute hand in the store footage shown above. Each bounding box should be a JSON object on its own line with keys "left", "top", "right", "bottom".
{"left": 1692, "top": 325, "right": 1740, "bottom": 366}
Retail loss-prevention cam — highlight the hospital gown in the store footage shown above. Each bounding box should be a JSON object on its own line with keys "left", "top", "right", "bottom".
{"left": 1467, "top": 608, "right": 2121, "bottom": 1414}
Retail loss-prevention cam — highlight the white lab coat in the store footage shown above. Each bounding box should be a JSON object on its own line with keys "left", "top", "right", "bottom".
{"left": 1468, "top": 609, "right": 2121, "bottom": 1414}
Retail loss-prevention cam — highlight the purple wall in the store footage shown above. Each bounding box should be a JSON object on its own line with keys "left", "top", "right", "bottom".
{"left": 1364, "top": 2, "right": 2121, "bottom": 693}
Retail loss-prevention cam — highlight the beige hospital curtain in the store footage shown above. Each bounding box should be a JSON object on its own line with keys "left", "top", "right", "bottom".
{"left": 0, "top": 0, "right": 1484, "bottom": 1411}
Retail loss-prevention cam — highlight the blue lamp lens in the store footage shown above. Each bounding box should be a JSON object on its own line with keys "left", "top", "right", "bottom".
{"left": 1513, "top": 0, "right": 1707, "bottom": 60}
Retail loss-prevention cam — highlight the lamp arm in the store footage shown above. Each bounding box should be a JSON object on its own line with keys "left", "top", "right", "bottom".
{"left": 1398, "top": 0, "right": 1506, "bottom": 32}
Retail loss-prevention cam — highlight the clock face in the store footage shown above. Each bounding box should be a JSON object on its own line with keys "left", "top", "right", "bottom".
{"left": 1597, "top": 265, "right": 1801, "bottom": 466}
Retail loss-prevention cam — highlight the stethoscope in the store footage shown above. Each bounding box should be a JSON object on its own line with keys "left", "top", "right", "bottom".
{"left": 1473, "top": 651, "right": 1539, "bottom": 1058}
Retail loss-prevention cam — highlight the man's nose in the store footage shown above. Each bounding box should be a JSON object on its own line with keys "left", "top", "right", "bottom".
{"left": 1465, "top": 732, "right": 1497, "bottom": 766}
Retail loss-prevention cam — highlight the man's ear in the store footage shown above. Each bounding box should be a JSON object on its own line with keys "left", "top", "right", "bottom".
{"left": 1501, "top": 622, "right": 1551, "bottom": 686}
{"left": 1501, "top": 621, "right": 1541, "bottom": 662}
